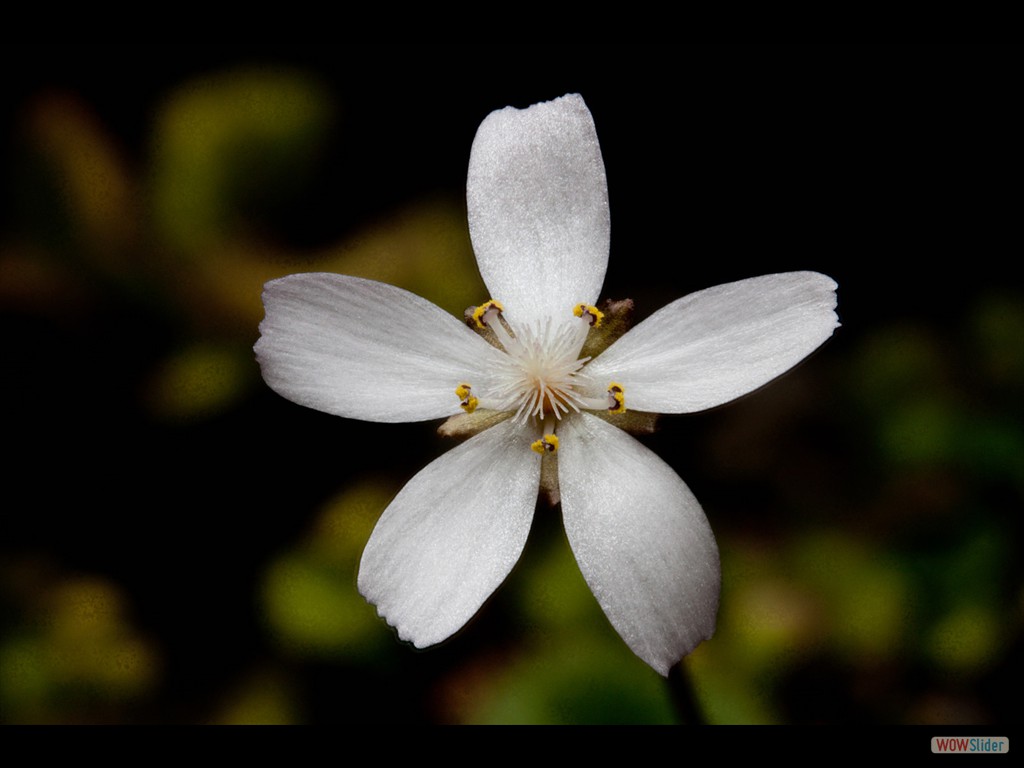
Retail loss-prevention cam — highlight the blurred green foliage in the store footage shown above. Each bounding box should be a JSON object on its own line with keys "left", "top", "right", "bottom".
{"left": 150, "top": 69, "right": 334, "bottom": 255}
{"left": 261, "top": 481, "right": 392, "bottom": 660}
{"left": 1, "top": 564, "right": 159, "bottom": 723}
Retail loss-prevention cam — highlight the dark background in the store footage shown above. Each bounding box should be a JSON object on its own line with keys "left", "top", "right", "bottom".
{"left": 2, "top": 45, "right": 1020, "bottom": 726}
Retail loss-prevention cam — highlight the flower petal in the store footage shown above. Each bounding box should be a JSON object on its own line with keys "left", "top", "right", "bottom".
{"left": 255, "top": 273, "right": 505, "bottom": 422}
{"left": 467, "top": 94, "right": 610, "bottom": 329}
{"left": 358, "top": 418, "right": 540, "bottom": 647}
{"left": 586, "top": 272, "right": 839, "bottom": 413}
{"left": 558, "top": 413, "right": 720, "bottom": 676}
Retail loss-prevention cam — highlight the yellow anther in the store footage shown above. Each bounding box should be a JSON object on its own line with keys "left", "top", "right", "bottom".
{"left": 471, "top": 299, "right": 505, "bottom": 329}
{"left": 607, "top": 382, "right": 626, "bottom": 414}
{"left": 530, "top": 434, "right": 560, "bottom": 454}
{"left": 456, "top": 383, "right": 478, "bottom": 413}
{"left": 573, "top": 303, "right": 604, "bottom": 328}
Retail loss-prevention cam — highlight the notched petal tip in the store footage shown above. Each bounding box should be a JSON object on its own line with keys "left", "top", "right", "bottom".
{"left": 558, "top": 414, "right": 721, "bottom": 675}
{"left": 357, "top": 419, "right": 540, "bottom": 649}
{"left": 798, "top": 268, "right": 839, "bottom": 315}
{"left": 587, "top": 271, "right": 841, "bottom": 415}
{"left": 802, "top": 269, "right": 840, "bottom": 324}
{"left": 254, "top": 272, "right": 501, "bottom": 423}
{"left": 467, "top": 93, "right": 610, "bottom": 328}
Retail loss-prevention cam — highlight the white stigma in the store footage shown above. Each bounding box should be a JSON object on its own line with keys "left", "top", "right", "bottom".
{"left": 488, "top": 315, "right": 592, "bottom": 423}
{"left": 459, "top": 301, "right": 625, "bottom": 429}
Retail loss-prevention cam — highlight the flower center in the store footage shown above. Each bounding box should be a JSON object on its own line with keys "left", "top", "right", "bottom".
{"left": 457, "top": 300, "right": 627, "bottom": 453}
{"left": 494, "top": 315, "right": 591, "bottom": 422}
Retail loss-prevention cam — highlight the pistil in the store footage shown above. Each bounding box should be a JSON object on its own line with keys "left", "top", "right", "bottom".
{"left": 457, "top": 300, "right": 627, "bottom": 434}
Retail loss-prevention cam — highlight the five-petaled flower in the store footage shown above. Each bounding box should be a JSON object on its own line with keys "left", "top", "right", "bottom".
{"left": 256, "top": 94, "right": 838, "bottom": 675}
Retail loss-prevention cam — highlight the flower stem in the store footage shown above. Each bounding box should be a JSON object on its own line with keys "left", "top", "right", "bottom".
{"left": 667, "top": 660, "right": 707, "bottom": 725}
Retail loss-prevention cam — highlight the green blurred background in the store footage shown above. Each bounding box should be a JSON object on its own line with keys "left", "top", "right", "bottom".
{"left": 1, "top": 45, "right": 1020, "bottom": 725}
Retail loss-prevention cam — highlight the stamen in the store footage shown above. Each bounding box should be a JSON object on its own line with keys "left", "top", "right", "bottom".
{"left": 470, "top": 298, "right": 523, "bottom": 356}
{"left": 607, "top": 382, "right": 626, "bottom": 414}
{"left": 471, "top": 299, "right": 505, "bottom": 330}
{"left": 573, "top": 303, "right": 604, "bottom": 328}
{"left": 455, "top": 383, "right": 478, "bottom": 413}
{"left": 463, "top": 304, "right": 609, "bottom": 426}
{"left": 531, "top": 434, "right": 559, "bottom": 454}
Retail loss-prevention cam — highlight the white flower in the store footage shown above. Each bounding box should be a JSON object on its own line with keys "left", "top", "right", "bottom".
{"left": 255, "top": 94, "right": 839, "bottom": 675}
